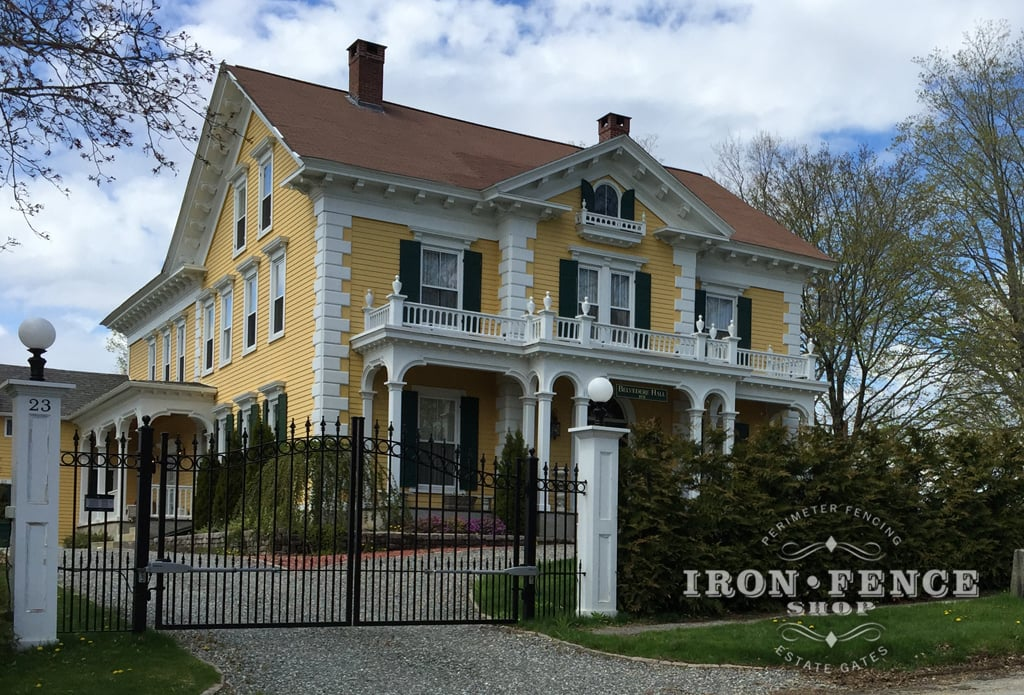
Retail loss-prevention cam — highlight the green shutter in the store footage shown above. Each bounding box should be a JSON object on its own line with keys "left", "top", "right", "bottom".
{"left": 398, "top": 239, "right": 421, "bottom": 303}
{"left": 580, "top": 179, "right": 595, "bottom": 211}
{"left": 224, "top": 412, "right": 234, "bottom": 450}
{"left": 621, "top": 189, "right": 636, "bottom": 220}
{"left": 276, "top": 393, "right": 288, "bottom": 442}
{"left": 459, "top": 397, "right": 479, "bottom": 492}
{"left": 462, "top": 250, "right": 482, "bottom": 312}
{"left": 558, "top": 259, "right": 579, "bottom": 318}
{"left": 634, "top": 271, "right": 651, "bottom": 330}
{"left": 250, "top": 403, "right": 261, "bottom": 443}
{"left": 262, "top": 400, "right": 270, "bottom": 429}
{"left": 694, "top": 289, "right": 707, "bottom": 332}
{"left": 400, "top": 390, "right": 419, "bottom": 488}
{"left": 236, "top": 411, "right": 243, "bottom": 441}
{"left": 737, "top": 295, "right": 752, "bottom": 350}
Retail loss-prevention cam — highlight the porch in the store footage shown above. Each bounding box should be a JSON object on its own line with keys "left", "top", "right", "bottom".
{"left": 361, "top": 289, "right": 815, "bottom": 383}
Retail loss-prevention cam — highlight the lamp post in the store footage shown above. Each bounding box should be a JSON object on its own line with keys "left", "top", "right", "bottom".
{"left": 587, "top": 376, "right": 614, "bottom": 426}
{"left": 18, "top": 317, "right": 56, "bottom": 381}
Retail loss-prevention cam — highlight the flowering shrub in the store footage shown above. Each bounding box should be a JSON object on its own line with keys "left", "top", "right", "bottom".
{"left": 414, "top": 515, "right": 506, "bottom": 535}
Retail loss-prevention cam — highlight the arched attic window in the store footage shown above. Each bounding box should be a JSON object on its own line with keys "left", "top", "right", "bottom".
{"left": 581, "top": 179, "right": 636, "bottom": 220}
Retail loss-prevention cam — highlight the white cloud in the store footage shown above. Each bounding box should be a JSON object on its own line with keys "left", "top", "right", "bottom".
{"left": 4, "top": 0, "right": 1024, "bottom": 373}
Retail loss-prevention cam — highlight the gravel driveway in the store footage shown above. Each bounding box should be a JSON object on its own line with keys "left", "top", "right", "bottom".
{"left": 173, "top": 624, "right": 827, "bottom": 694}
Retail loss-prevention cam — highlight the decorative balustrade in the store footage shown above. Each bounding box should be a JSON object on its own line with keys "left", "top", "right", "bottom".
{"left": 738, "top": 349, "right": 814, "bottom": 379}
{"left": 360, "top": 292, "right": 816, "bottom": 381}
{"left": 575, "top": 209, "right": 646, "bottom": 235}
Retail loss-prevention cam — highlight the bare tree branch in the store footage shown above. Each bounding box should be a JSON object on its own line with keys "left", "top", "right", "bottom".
{"left": 0, "top": 0, "right": 216, "bottom": 249}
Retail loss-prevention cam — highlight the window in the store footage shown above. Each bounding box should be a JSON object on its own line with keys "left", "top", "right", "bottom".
{"left": 268, "top": 253, "right": 285, "bottom": 339}
{"left": 234, "top": 180, "right": 247, "bottom": 252}
{"left": 162, "top": 329, "right": 171, "bottom": 381}
{"left": 421, "top": 248, "right": 458, "bottom": 308}
{"left": 3, "top": 419, "right": 11, "bottom": 437}
{"left": 243, "top": 271, "right": 258, "bottom": 352}
{"left": 259, "top": 155, "right": 273, "bottom": 234}
{"left": 577, "top": 266, "right": 598, "bottom": 317}
{"left": 220, "top": 289, "right": 233, "bottom": 364}
{"left": 577, "top": 265, "right": 633, "bottom": 327}
{"left": 147, "top": 338, "right": 156, "bottom": 380}
{"left": 417, "top": 396, "right": 458, "bottom": 489}
{"left": 593, "top": 183, "right": 619, "bottom": 216}
{"left": 203, "top": 300, "right": 215, "bottom": 373}
{"left": 705, "top": 295, "right": 734, "bottom": 338}
{"left": 176, "top": 322, "right": 186, "bottom": 382}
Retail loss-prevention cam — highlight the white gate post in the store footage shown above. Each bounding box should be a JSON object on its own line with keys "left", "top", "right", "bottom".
{"left": 3, "top": 318, "right": 75, "bottom": 648}
{"left": 570, "top": 424, "right": 627, "bottom": 617}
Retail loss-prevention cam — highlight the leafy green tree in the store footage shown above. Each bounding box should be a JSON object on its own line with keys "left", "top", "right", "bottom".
{"left": 900, "top": 20, "right": 1024, "bottom": 427}
{"left": 714, "top": 136, "right": 951, "bottom": 434}
{"left": 0, "top": 0, "right": 216, "bottom": 247}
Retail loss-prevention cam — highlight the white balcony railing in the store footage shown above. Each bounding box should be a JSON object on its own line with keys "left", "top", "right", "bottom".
{"left": 360, "top": 293, "right": 816, "bottom": 381}
{"left": 574, "top": 209, "right": 647, "bottom": 247}
{"left": 150, "top": 485, "right": 193, "bottom": 519}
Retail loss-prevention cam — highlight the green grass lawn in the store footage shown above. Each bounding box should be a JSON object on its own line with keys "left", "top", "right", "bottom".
{"left": 1, "top": 563, "right": 220, "bottom": 695}
{"left": 533, "top": 593, "right": 1024, "bottom": 673}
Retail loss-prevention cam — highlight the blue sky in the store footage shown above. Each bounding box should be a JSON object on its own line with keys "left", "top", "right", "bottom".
{"left": 3, "top": 0, "right": 1024, "bottom": 374}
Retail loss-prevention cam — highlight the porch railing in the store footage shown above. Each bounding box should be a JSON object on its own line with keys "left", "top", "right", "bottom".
{"left": 362, "top": 293, "right": 816, "bottom": 380}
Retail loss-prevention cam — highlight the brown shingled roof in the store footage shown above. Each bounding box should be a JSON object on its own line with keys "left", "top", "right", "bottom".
{"left": 229, "top": 65, "right": 581, "bottom": 190}
{"left": 228, "top": 65, "right": 829, "bottom": 263}
{"left": 669, "top": 168, "right": 831, "bottom": 262}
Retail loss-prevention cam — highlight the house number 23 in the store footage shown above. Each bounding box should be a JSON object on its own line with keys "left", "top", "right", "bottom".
{"left": 28, "top": 398, "right": 52, "bottom": 412}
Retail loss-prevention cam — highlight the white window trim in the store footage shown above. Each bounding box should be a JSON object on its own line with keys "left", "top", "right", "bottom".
{"left": 220, "top": 288, "right": 234, "bottom": 366}
{"left": 256, "top": 149, "right": 274, "bottom": 238}
{"left": 592, "top": 179, "right": 622, "bottom": 217}
{"left": 229, "top": 163, "right": 249, "bottom": 256}
{"left": 259, "top": 381, "right": 286, "bottom": 435}
{"left": 704, "top": 293, "right": 736, "bottom": 338}
{"left": 238, "top": 257, "right": 260, "bottom": 356}
{"left": 147, "top": 336, "right": 157, "bottom": 381}
{"left": 175, "top": 320, "right": 186, "bottom": 382}
{"left": 264, "top": 236, "right": 288, "bottom": 343}
{"left": 4, "top": 418, "right": 12, "bottom": 437}
{"left": 201, "top": 298, "right": 216, "bottom": 376}
{"left": 420, "top": 245, "right": 461, "bottom": 309}
{"left": 577, "top": 264, "right": 635, "bottom": 326}
{"left": 414, "top": 386, "right": 465, "bottom": 494}
{"left": 161, "top": 328, "right": 172, "bottom": 381}
{"left": 233, "top": 392, "right": 258, "bottom": 435}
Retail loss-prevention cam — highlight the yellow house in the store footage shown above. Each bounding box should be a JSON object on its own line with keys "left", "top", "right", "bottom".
{"left": 60, "top": 39, "right": 830, "bottom": 526}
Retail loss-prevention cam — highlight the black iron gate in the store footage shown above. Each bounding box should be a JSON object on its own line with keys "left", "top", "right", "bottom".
{"left": 59, "top": 415, "right": 585, "bottom": 632}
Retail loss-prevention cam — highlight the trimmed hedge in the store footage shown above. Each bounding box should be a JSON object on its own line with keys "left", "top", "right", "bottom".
{"left": 617, "top": 421, "right": 1024, "bottom": 616}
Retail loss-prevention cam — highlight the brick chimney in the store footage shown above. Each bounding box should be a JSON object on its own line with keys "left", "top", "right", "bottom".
{"left": 598, "top": 113, "right": 631, "bottom": 142}
{"left": 348, "top": 39, "right": 387, "bottom": 109}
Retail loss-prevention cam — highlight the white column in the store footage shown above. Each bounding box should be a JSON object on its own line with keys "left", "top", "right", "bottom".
{"left": 571, "top": 424, "right": 628, "bottom": 617}
{"left": 687, "top": 407, "right": 704, "bottom": 446}
{"left": 360, "top": 390, "right": 375, "bottom": 422}
{"left": 2, "top": 378, "right": 75, "bottom": 648}
{"left": 520, "top": 395, "right": 537, "bottom": 452}
{"left": 721, "top": 410, "right": 738, "bottom": 454}
{"left": 535, "top": 391, "right": 554, "bottom": 511}
{"left": 572, "top": 395, "right": 590, "bottom": 428}
{"left": 386, "top": 380, "right": 405, "bottom": 486}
